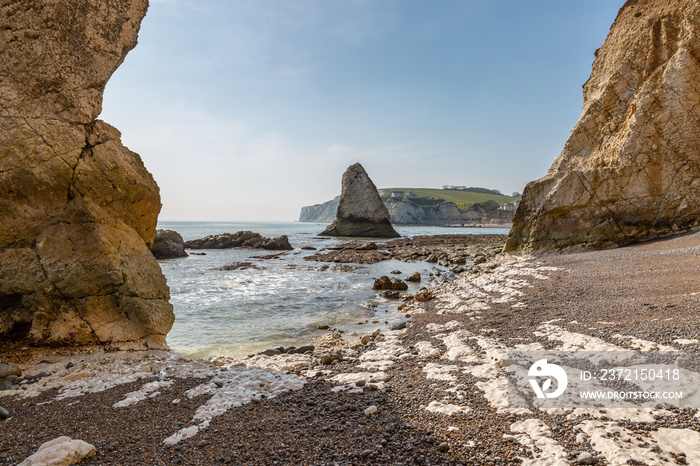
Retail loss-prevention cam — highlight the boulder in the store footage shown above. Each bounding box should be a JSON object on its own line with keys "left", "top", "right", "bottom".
{"left": 185, "top": 231, "right": 293, "bottom": 250}
{"left": 506, "top": 0, "right": 700, "bottom": 251}
{"left": 406, "top": 272, "right": 421, "bottom": 282}
{"left": 151, "top": 230, "right": 188, "bottom": 260}
{"left": 0, "top": 1, "right": 173, "bottom": 349}
{"left": 18, "top": 436, "right": 95, "bottom": 466}
{"left": 373, "top": 276, "right": 409, "bottom": 291}
{"left": 320, "top": 163, "right": 400, "bottom": 238}
{"left": 415, "top": 288, "right": 433, "bottom": 302}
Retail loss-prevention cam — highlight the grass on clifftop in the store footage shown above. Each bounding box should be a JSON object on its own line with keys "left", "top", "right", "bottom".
{"left": 380, "top": 188, "right": 518, "bottom": 207}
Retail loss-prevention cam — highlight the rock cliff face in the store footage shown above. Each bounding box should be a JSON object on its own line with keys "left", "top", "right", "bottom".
{"left": 506, "top": 0, "right": 700, "bottom": 251}
{"left": 299, "top": 196, "right": 339, "bottom": 223}
{"left": 386, "top": 201, "right": 477, "bottom": 226}
{"left": 320, "top": 163, "right": 400, "bottom": 238}
{"left": 0, "top": 1, "right": 174, "bottom": 349}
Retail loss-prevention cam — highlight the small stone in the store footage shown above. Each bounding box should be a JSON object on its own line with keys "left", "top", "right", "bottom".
{"left": 295, "top": 345, "right": 315, "bottom": 354}
{"left": 576, "top": 452, "right": 597, "bottom": 465}
{"left": 0, "top": 363, "right": 20, "bottom": 379}
{"left": 355, "top": 379, "right": 366, "bottom": 387}
{"left": 473, "top": 255, "right": 487, "bottom": 265}
{"left": 0, "top": 379, "right": 13, "bottom": 391}
{"left": 383, "top": 290, "right": 401, "bottom": 299}
{"left": 0, "top": 406, "right": 9, "bottom": 420}
{"left": 320, "top": 354, "right": 334, "bottom": 365}
{"left": 196, "top": 439, "right": 208, "bottom": 448}
{"left": 310, "top": 323, "right": 329, "bottom": 330}
{"left": 406, "top": 272, "right": 421, "bottom": 282}
{"left": 390, "top": 321, "right": 407, "bottom": 331}
{"left": 415, "top": 288, "right": 433, "bottom": 302}
{"left": 65, "top": 361, "right": 74, "bottom": 369}
{"left": 437, "top": 442, "right": 449, "bottom": 452}
{"left": 364, "top": 406, "right": 378, "bottom": 416}
{"left": 259, "top": 349, "right": 282, "bottom": 357}
{"left": 390, "top": 270, "right": 402, "bottom": 274}
{"left": 283, "top": 346, "right": 296, "bottom": 354}
{"left": 360, "top": 335, "right": 372, "bottom": 345}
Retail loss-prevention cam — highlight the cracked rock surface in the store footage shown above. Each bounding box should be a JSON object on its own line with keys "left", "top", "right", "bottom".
{"left": 507, "top": 0, "right": 700, "bottom": 252}
{"left": 0, "top": 0, "right": 173, "bottom": 349}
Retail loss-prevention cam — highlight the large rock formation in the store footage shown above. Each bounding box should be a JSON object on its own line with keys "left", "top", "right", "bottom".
{"left": 320, "top": 163, "right": 400, "bottom": 238}
{"left": 0, "top": 1, "right": 174, "bottom": 349}
{"left": 506, "top": 0, "right": 700, "bottom": 251}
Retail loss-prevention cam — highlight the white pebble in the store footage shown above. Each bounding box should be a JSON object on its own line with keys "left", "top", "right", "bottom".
{"left": 364, "top": 405, "right": 378, "bottom": 416}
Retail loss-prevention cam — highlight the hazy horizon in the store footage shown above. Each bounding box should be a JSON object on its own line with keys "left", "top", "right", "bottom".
{"left": 101, "top": 0, "right": 625, "bottom": 222}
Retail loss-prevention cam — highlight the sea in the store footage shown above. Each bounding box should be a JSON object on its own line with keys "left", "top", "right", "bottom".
{"left": 157, "top": 221, "right": 510, "bottom": 359}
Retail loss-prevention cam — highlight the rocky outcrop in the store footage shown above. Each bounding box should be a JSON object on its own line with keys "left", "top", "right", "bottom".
{"left": 506, "top": 0, "right": 700, "bottom": 251}
{"left": 151, "top": 230, "right": 188, "bottom": 260}
{"left": 299, "top": 196, "right": 339, "bottom": 223}
{"left": 185, "top": 231, "right": 293, "bottom": 250}
{"left": 0, "top": 1, "right": 174, "bottom": 349}
{"left": 320, "top": 163, "right": 400, "bottom": 238}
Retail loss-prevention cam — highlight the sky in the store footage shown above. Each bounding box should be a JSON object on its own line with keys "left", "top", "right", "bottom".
{"left": 101, "top": 0, "right": 626, "bottom": 222}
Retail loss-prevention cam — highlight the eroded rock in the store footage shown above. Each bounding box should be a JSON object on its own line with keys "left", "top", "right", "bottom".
{"left": 320, "top": 163, "right": 400, "bottom": 238}
{"left": 506, "top": 0, "right": 700, "bottom": 251}
{"left": 0, "top": 1, "right": 173, "bottom": 349}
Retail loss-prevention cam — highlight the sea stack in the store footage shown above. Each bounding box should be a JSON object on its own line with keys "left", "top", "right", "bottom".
{"left": 0, "top": 1, "right": 174, "bottom": 349}
{"left": 320, "top": 163, "right": 400, "bottom": 238}
{"left": 506, "top": 0, "right": 700, "bottom": 252}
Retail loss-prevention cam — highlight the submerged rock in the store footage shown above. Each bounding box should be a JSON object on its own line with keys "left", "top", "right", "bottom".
{"left": 0, "top": 0, "right": 173, "bottom": 349}
{"left": 320, "top": 163, "right": 400, "bottom": 238}
{"left": 185, "top": 231, "right": 293, "bottom": 250}
{"left": 506, "top": 0, "right": 700, "bottom": 251}
{"left": 151, "top": 229, "right": 188, "bottom": 260}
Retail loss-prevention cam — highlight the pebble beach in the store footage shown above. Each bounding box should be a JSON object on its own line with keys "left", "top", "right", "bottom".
{"left": 2, "top": 231, "right": 700, "bottom": 465}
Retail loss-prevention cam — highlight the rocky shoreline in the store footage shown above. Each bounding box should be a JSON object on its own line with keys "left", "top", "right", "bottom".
{"left": 2, "top": 232, "right": 700, "bottom": 465}
{"left": 304, "top": 234, "right": 506, "bottom": 267}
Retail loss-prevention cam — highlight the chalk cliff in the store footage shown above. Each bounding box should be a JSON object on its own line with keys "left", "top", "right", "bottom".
{"left": 0, "top": 0, "right": 173, "bottom": 348}
{"left": 506, "top": 0, "right": 700, "bottom": 251}
{"left": 299, "top": 196, "right": 339, "bottom": 223}
{"left": 320, "top": 163, "right": 400, "bottom": 238}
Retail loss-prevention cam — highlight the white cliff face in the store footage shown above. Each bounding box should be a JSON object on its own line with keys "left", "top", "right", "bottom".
{"left": 507, "top": 0, "right": 700, "bottom": 252}
{"left": 299, "top": 196, "right": 339, "bottom": 223}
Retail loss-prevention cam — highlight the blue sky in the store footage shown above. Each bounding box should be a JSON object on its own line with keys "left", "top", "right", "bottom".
{"left": 101, "top": 0, "right": 625, "bottom": 221}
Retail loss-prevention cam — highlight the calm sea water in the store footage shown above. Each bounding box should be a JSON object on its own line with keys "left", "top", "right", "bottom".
{"left": 157, "top": 221, "right": 510, "bottom": 358}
